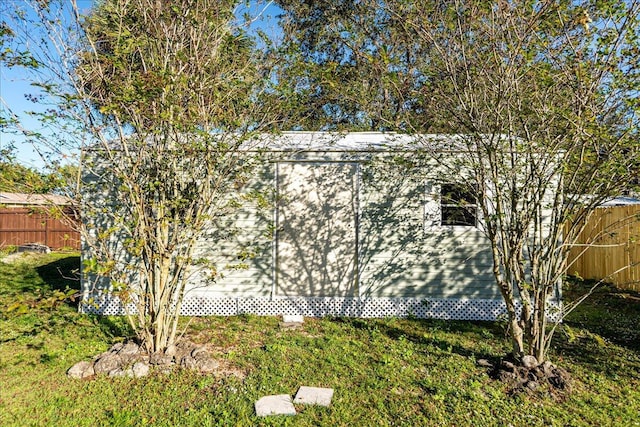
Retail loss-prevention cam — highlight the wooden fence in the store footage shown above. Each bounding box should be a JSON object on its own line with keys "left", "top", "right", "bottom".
{"left": 0, "top": 207, "right": 80, "bottom": 250}
{"left": 567, "top": 204, "right": 640, "bottom": 291}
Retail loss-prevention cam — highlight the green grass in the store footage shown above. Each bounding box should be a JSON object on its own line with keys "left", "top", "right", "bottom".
{"left": 1, "top": 253, "right": 639, "bottom": 426}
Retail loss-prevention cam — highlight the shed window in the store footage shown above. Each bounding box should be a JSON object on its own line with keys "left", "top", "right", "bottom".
{"left": 440, "top": 184, "right": 477, "bottom": 226}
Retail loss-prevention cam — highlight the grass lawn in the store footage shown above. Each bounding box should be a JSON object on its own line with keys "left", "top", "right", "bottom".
{"left": 1, "top": 252, "right": 639, "bottom": 426}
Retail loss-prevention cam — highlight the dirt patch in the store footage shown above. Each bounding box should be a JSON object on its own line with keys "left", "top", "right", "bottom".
{"left": 478, "top": 355, "right": 572, "bottom": 398}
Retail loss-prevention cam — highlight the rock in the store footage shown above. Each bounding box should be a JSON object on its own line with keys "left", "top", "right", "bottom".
{"left": 172, "top": 341, "right": 195, "bottom": 362}
{"left": 522, "top": 355, "right": 538, "bottom": 369}
{"left": 196, "top": 358, "right": 220, "bottom": 373}
{"left": 94, "top": 353, "right": 122, "bottom": 374}
{"left": 541, "top": 361, "right": 555, "bottom": 378}
{"left": 530, "top": 367, "right": 543, "bottom": 381}
{"left": 177, "top": 340, "right": 194, "bottom": 349}
{"left": 255, "top": 395, "right": 296, "bottom": 417}
{"left": 118, "top": 341, "right": 140, "bottom": 356}
{"left": 191, "top": 346, "right": 208, "bottom": 359}
{"left": 118, "top": 343, "right": 143, "bottom": 364}
{"left": 150, "top": 352, "right": 174, "bottom": 366}
{"left": 67, "top": 361, "right": 94, "bottom": 379}
{"left": 515, "top": 376, "right": 529, "bottom": 388}
{"left": 180, "top": 356, "right": 198, "bottom": 370}
{"left": 174, "top": 349, "right": 190, "bottom": 363}
{"left": 548, "top": 366, "right": 572, "bottom": 391}
{"left": 132, "top": 361, "right": 150, "bottom": 378}
{"left": 108, "top": 342, "right": 124, "bottom": 353}
{"left": 496, "top": 369, "right": 516, "bottom": 383}
{"left": 501, "top": 360, "right": 516, "bottom": 371}
{"left": 525, "top": 380, "right": 539, "bottom": 391}
{"left": 487, "top": 355, "right": 573, "bottom": 395}
{"left": 477, "top": 359, "right": 493, "bottom": 368}
{"left": 165, "top": 345, "right": 177, "bottom": 357}
{"left": 109, "top": 368, "right": 133, "bottom": 378}
{"left": 70, "top": 339, "right": 227, "bottom": 380}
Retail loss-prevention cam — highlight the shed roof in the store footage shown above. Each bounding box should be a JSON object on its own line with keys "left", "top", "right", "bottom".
{"left": 0, "top": 192, "right": 72, "bottom": 207}
{"left": 247, "top": 132, "right": 468, "bottom": 151}
{"left": 86, "top": 132, "right": 474, "bottom": 153}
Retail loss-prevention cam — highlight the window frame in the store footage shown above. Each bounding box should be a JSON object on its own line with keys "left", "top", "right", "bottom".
{"left": 439, "top": 183, "right": 478, "bottom": 227}
{"left": 424, "top": 182, "right": 480, "bottom": 230}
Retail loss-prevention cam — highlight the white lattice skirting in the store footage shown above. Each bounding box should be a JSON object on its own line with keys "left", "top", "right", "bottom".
{"left": 81, "top": 295, "right": 562, "bottom": 322}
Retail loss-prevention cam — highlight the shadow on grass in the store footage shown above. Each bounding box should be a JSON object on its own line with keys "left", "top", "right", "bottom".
{"left": 548, "top": 280, "right": 640, "bottom": 377}
{"left": 1, "top": 310, "right": 133, "bottom": 347}
{"left": 35, "top": 255, "right": 81, "bottom": 291}
{"left": 336, "top": 307, "right": 640, "bottom": 381}
{"left": 563, "top": 279, "right": 640, "bottom": 353}
{"left": 552, "top": 333, "right": 640, "bottom": 378}
{"left": 0, "top": 254, "right": 135, "bottom": 345}
{"left": 337, "top": 317, "right": 504, "bottom": 362}
{"left": 32, "top": 255, "right": 81, "bottom": 308}
{"left": 35, "top": 256, "right": 134, "bottom": 339}
{"left": 89, "top": 314, "right": 134, "bottom": 339}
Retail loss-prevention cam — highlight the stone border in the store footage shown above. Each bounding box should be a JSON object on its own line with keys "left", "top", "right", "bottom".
{"left": 67, "top": 340, "right": 220, "bottom": 379}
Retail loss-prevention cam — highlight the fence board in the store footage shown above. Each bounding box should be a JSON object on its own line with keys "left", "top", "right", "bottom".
{"left": 567, "top": 205, "right": 640, "bottom": 291}
{"left": 0, "top": 208, "right": 80, "bottom": 250}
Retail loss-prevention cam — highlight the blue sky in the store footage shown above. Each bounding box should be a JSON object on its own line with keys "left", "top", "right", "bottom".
{"left": 0, "top": 0, "right": 94, "bottom": 170}
{"left": 0, "top": 0, "right": 281, "bottom": 170}
{"left": 0, "top": 67, "right": 59, "bottom": 169}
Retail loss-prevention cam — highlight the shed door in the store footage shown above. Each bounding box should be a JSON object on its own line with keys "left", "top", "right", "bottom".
{"left": 277, "top": 162, "right": 358, "bottom": 297}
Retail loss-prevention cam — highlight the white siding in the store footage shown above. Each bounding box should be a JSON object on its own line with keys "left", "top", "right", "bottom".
{"left": 81, "top": 141, "right": 503, "bottom": 314}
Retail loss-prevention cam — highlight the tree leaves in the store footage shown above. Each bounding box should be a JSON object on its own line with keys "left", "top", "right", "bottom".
{"left": 77, "top": 0, "right": 258, "bottom": 132}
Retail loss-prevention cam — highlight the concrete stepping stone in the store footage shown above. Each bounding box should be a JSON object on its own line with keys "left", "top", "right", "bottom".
{"left": 282, "top": 314, "right": 304, "bottom": 323}
{"left": 280, "top": 315, "right": 304, "bottom": 330}
{"left": 255, "top": 394, "right": 297, "bottom": 417}
{"left": 293, "top": 386, "right": 334, "bottom": 407}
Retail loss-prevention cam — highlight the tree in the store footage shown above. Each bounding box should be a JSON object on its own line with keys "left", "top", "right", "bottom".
{"left": 79, "top": 0, "right": 278, "bottom": 353}
{"left": 269, "top": 0, "right": 434, "bottom": 131}
{"left": 0, "top": 161, "right": 52, "bottom": 193}
{"left": 394, "top": 0, "right": 640, "bottom": 362}
{"left": 275, "top": 0, "right": 639, "bottom": 363}
{"left": 3, "top": 0, "right": 275, "bottom": 353}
